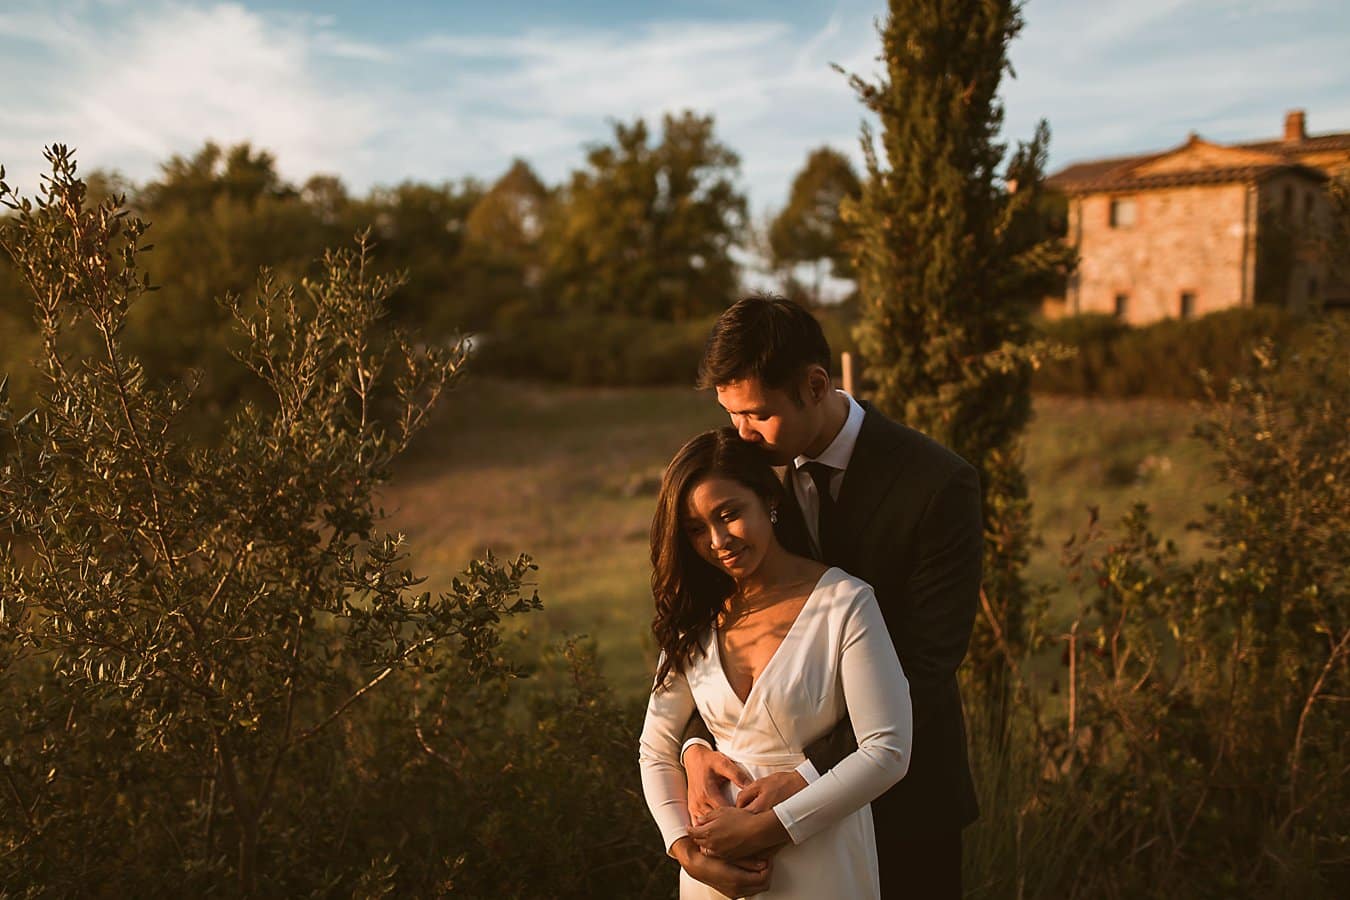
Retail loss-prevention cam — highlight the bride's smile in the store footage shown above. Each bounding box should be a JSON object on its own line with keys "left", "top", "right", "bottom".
{"left": 682, "top": 476, "right": 777, "bottom": 578}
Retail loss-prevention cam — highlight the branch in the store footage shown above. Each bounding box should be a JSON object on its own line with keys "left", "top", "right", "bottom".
{"left": 1, "top": 759, "right": 35, "bottom": 833}
{"left": 288, "top": 634, "right": 440, "bottom": 748}
{"left": 411, "top": 678, "right": 468, "bottom": 771}
{"left": 257, "top": 614, "right": 305, "bottom": 815}
{"left": 202, "top": 543, "right": 251, "bottom": 619}
{"left": 1288, "top": 627, "right": 1350, "bottom": 813}
{"left": 413, "top": 716, "right": 465, "bottom": 771}
{"left": 95, "top": 322, "right": 184, "bottom": 593}
{"left": 979, "top": 587, "right": 1031, "bottom": 694}
{"left": 978, "top": 587, "right": 1056, "bottom": 752}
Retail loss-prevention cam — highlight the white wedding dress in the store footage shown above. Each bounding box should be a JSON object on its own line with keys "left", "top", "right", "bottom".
{"left": 639, "top": 568, "right": 912, "bottom": 899}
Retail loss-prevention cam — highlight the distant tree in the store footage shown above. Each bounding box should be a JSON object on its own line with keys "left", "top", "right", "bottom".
{"left": 361, "top": 178, "right": 484, "bottom": 334}
{"left": 769, "top": 146, "right": 862, "bottom": 302}
{"left": 841, "top": 0, "right": 1074, "bottom": 701}
{"left": 459, "top": 159, "right": 553, "bottom": 328}
{"left": 140, "top": 142, "right": 295, "bottom": 211}
{"left": 301, "top": 173, "right": 353, "bottom": 227}
{"left": 464, "top": 160, "right": 550, "bottom": 255}
{"left": 125, "top": 143, "right": 337, "bottom": 411}
{"left": 543, "top": 111, "right": 746, "bottom": 321}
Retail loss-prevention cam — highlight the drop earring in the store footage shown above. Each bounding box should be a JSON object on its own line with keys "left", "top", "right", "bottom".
{"left": 770, "top": 507, "right": 779, "bottom": 525}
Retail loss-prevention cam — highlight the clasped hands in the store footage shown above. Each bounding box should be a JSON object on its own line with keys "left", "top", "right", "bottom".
{"left": 674, "top": 745, "right": 807, "bottom": 897}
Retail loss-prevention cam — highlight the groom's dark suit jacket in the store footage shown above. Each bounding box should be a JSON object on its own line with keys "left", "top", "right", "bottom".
{"left": 687, "top": 401, "right": 982, "bottom": 842}
{"left": 785, "top": 401, "right": 982, "bottom": 840}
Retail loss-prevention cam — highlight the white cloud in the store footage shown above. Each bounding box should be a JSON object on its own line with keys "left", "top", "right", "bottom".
{"left": 413, "top": 18, "right": 875, "bottom": 209}
{"left": 0, "top": 2, "right": 380, "bottom": 193}
{"left": 2, "top": 0, "right": 1345, "bottom": 220}
{"left": 312, "top": 32, "right": 393, "bottom": 64}
{"left": 1, "top": 3, "right": 875, "bottom": 213}
{"left": 1005, "top": 0, "right": 1350, "bottom": 169}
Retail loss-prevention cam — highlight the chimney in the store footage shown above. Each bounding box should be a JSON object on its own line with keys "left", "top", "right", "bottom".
{"left": 1284, "top": 109, "right": 1307, "bottom": 143}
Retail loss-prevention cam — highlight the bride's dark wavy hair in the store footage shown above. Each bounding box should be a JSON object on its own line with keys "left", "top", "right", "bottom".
{"left": 650, "top": 427, "right": 800, "bottom": 691}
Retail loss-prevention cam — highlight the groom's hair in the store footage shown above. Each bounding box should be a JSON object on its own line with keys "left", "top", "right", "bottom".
{"left": 697, "top": 294, "right": 832, "bottom": 392}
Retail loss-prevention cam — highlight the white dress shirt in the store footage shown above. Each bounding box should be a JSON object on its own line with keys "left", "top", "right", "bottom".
{"left": 790, "top": 391, "right": 866, "bottom": 558}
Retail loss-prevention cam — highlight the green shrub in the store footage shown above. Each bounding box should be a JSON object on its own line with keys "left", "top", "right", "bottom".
{"left": 968, "top": 318, "right": 1349, "bottom": 896}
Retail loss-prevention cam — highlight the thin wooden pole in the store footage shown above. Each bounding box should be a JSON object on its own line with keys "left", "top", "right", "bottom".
{"left": 841, "top": 351, "right": 857, "bottom": 396}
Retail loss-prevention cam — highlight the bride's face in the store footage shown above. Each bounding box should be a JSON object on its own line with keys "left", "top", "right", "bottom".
{"left": 682, "top": 476, "right": 776, "bottom": 580}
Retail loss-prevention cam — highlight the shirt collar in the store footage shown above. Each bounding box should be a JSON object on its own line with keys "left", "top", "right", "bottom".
{"left": 794, "top": 391, "right": 864, "bottom": 473}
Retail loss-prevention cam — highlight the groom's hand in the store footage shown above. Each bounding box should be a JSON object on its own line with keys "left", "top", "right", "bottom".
{"left": 684, "top": 744, "right": 751, "bottom": 821}
{"left": 735, "top": 771, "right": 808, "bottom": 814}
{"left": 671, "top": 837, "right": 773, "bottom": 898}
{"left": 688, "top": 805, "right": 790, "bottom": 860}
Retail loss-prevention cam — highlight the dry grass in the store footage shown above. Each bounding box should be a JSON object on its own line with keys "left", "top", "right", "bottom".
{"left": 383, "top": 379, "right": 1223, "bottom": 696}
{"left": 1024, "top": 394, "right": 1223, "bottom": 608}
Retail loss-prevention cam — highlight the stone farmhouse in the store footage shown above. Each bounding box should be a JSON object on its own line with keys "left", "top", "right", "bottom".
{"left": 1046, "top": 110, "right": 1350, "bottom": 324}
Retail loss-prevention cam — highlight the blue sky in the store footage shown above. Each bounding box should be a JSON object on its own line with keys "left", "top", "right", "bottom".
{"left": 2, "top": 0, "right": 1348, "bottom": 216}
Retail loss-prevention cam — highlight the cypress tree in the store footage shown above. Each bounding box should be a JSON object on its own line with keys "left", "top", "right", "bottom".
{"left": 841, "top": 1, "right": 1073, "bottom": 700}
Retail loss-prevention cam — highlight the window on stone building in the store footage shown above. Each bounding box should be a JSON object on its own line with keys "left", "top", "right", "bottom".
{"left": 1309, "top": 277, "right": 1319, "bottom": 301}
{"left": 1113, "top": 293, "right": 1129, "bottom": 318}
{"left": 1179, "top": 291, "right": 1196, "bottom": 320}
{"left": 1283, "top": 185, "right": 1294, "bottom": 218}
{"left": 1304, "top": 192, "right": 1315, "bottom": 224}
{"left": 1109, "top": 198, "right": 1136, "bottom": 228}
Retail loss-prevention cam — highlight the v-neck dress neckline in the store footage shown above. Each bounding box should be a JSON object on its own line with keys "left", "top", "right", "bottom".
{"left": 712, "top": 567, "right": 836, "bottom": 709}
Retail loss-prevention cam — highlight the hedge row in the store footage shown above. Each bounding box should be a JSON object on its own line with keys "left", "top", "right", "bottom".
{"left": 473, "top": 313, "right": 717, "bottom": 385}
{"left": 9, "top": 306, "right": 1301, "bottom": 398}
{"left": 472, "top": 304, "right": 864, "bottom": 387}
{"left": 1031, "top": 306, "right": 1309, "bottom": 399}
{"left": 472, "top": 305, "right": 1312, "bottom": 399}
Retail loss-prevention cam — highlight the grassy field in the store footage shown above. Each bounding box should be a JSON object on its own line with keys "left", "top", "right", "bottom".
{"left": 386, "top": 378, "right": 1226, "bottom": 696}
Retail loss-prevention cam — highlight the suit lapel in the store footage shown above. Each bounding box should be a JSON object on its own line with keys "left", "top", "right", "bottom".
{"left": 825, "top": 403, "right": 905, "bottom": 564}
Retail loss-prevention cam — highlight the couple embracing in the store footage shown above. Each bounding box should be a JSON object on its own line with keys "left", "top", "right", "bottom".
{"left": 639, "top": 296, "right": 982, "bottom": 899}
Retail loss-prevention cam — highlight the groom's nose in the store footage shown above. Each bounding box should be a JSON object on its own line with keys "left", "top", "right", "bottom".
{"left": 734, "top": 417, "right": 760, "bottom": 443}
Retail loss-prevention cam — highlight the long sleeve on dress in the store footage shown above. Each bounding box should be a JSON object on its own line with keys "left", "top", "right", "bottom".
{"left": 772, "top": 586, "right": 912, "bottom": 845}
{"left": 638, "top": 660, "right": 697, "bottom": 855}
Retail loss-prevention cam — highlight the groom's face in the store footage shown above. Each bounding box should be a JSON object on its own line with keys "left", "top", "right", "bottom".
{"left": 715, "top": 375, "right": 820, "bottom": 466}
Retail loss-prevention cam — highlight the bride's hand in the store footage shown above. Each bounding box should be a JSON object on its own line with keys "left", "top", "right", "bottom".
{"left": 684, "top": 744, "right": 752, "bottom": 821}
{"left": 735, "top": 770, "right": 808, "bottom": 813}
{"left": 671, "top": 837, "right": 772, "bottom": 898}
{"left": 688, "top": 805, "right": 790, "bottom": 860}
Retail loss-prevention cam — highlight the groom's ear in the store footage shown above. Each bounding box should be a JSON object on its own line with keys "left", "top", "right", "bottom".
{"left": 803, "top": 365, "right": 831, "bottom": 404}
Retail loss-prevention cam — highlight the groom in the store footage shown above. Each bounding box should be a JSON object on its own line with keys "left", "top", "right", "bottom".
{"left": 680, "top": 295, "right": 982, "bottom": 899}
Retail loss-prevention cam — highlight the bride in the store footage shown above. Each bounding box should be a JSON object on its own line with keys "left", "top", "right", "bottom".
{"left": 639, "top": 427, "right": 912, "bottom": 899}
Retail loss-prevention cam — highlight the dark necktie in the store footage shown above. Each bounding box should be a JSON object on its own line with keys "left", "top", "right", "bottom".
{"left": 801, "top": 461, "right": 836, "bottom": 554}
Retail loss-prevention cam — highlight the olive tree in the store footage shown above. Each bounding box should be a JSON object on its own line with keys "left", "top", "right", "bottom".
{"left": 0, "top": 147, "right": 538, "bottom": 893}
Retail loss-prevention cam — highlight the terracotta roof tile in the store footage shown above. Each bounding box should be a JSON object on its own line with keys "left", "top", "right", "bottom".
{"left": 1047, "top": 128, "right": 1350, "bottom": 193}
{"left": 1237, "top": 133, "right": 1350, "bottom": 154}
{"left": 1046, "top": 152, "right": 1160, "bottom": 189}
{"left": 1053, "top": 163, "right": 1325, "bottom": 193}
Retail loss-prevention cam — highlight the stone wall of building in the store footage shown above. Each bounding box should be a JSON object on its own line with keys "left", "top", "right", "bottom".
{"left": 1068, "top": 183, "right": 1255, "bottom": 324}
{"left": 1257, "top": 172, "right": 1334, "bottom": 313}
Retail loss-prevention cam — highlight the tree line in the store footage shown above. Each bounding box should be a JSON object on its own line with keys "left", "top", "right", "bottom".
{"left": 0, "top": 113, "right": 867, "bottom": 409}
